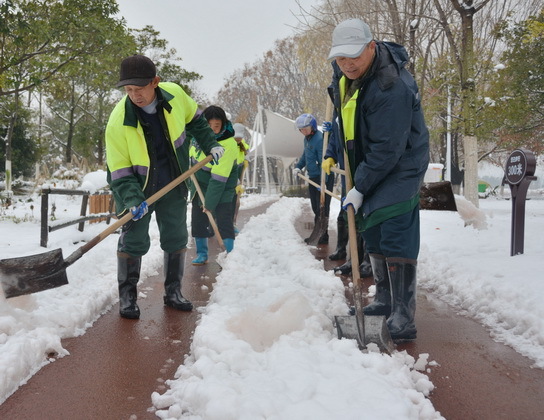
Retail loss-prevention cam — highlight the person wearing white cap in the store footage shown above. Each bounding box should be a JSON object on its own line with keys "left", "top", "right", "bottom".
{"left": 325, "top": 18, "right": 430, "bottom": 340}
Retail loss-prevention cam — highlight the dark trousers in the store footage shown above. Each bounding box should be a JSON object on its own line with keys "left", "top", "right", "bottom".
{"left": 118, "top": 187, "right": 188, "bottom": 256}
{"left": 308, "top": 175, "right": 335, "bottom": 222}
{"left": 362, "top": 205, "right": 420, "bottom": 260}
{"left": 191, "top": 198, "right": 235, "bottom": 240}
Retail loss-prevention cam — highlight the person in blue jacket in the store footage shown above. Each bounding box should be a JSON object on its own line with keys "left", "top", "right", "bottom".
{"left": 292, "top": 113, "right": 334, "bottom": 244}
{"left": 327, "top": 18, "right": 430, "bottom": 340}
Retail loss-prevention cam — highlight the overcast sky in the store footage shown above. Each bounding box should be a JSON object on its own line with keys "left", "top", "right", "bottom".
{"left": 116, "top": 0, "right": 317, "bottom": 99}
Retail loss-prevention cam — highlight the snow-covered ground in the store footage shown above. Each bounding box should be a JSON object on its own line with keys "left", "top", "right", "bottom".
{"left": 1, "top": 171, "right": 543, "bottom": 419}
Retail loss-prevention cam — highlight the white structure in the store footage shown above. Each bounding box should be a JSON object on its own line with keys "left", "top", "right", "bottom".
{"left": 424, "top": 163, "right": 444, "bottom": 183}
{"left": 247, "top": 104, "right": 303, "bottom": 193}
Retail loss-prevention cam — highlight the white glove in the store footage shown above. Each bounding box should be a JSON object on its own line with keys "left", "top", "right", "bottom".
{"left": 293, "top": 167, "right": 302, "bottom": 177}
{"left": 210, "top": 146, "right": 224, "bottom": 164}
{"left": 342, "top": 187, "right": 364, "bottom": 214}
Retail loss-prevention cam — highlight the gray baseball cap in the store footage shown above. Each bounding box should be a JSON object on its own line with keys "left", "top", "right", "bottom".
{"left": 327, "top": 18, "right": 373, "bottom": 60}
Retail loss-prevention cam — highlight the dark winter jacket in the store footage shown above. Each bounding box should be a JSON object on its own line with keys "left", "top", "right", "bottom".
{"left": 295, "top": 130, "right": 324, "bottom": 179}
{"left": 328, "top": 41, "right": 429, "bottom": 219}
{"left": 189, "top": 121, "right": 238, "bottom": 212}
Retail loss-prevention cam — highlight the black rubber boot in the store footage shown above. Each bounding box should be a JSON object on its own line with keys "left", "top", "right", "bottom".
{"left": 334, "top": 260, "right": 352, "bottom": 275}
{"left": 386, "top": 259, "right": 417, "bottom": 340}
{"left": 318, "top": 231, "right": 329, "bottom": 244}
{"left": 164, "top": 249, "right": 193, "bottom": 311}
{"left": 117, "top": 253, "right": 141, "bottom": 319}
{"left": 359, "top": 255, "right": 373, "bottom": 277}
{"left": 334, "top": 233, "right": 365, "bottom": 275}
{"left": 357, "top": 235, "right": 373, "bottom": 277}
{"left": 328, "top": 218, "right": 348, "bottom": 260}
{"left": 363, "top": 254, "right": 391, "bottom": 316}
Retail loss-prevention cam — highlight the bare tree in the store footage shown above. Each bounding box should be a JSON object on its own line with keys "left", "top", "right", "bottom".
{"left": 215, "top": 0, "right": 542, "bottom": 201}
{"left": 217, "top": 36, "right": 317, "bottom": 125}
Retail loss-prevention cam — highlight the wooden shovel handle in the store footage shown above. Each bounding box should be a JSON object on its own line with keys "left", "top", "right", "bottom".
{"left": 342, "top": 149, "right": 366, "bottom": 343}
{"left": 330, "top": 166, "right": 346, "bottom": 176}
{"left": 342, "top": 150, "right": 361, "bottom": 285}
{"left": 319, "top": 98, "right": 334, "bottom": 205}
{"left": 65, "top": 155, "right": 214, "bottom": 265}
{"left": 297, "top": 172, "right": 341, "bottom": 201}
{"left": 190, "top": 173, "right": 225, "bottom": 250}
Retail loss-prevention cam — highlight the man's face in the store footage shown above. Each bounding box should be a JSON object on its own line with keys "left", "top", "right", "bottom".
{"left": 299, "top": 126, "right": 313, "bottom": 136}
{"left": 335, "top": 41, "right": 375, "bottom": 80}
{"left": 124, "top": 77, "right": 159, "bottom": 107}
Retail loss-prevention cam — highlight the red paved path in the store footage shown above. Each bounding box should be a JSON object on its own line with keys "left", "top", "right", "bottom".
{"left": 0, "top": 202, "right": 542, "bottom": 419}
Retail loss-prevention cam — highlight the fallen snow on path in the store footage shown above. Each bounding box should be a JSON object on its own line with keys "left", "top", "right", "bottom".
{"left": 152, "top": 197, "right": 440, "bottom": 420}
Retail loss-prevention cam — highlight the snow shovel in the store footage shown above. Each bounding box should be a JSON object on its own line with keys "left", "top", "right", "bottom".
{"left": 333, "top": 152, "right": 395, "bottom": 354}
{"left": 304, "top": 98, "right": 333, "bottom": 246}
{"left": 190, "top": 174, "right": 225, "bottom": 251}
{"left": 330, "top": 167, "right": 457, "bottom": 212}
{"left": 420, "top": 181, "right": 457, "bottom": 211}
{"left": 0, "top": 155, "right": 214, "bottom": 299}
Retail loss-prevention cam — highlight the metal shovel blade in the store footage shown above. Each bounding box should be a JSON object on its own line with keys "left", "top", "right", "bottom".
{"left": 304, "top": 214, "right": 328, "bottom": 246}
{"left": 420, "top": 181, "right": 457, "bottom": 211}
{"left": 0, "top": 248, "right": 68, "bottom": 299}
{"left": 335, "top": 314, "right": 395, "bottom": 354}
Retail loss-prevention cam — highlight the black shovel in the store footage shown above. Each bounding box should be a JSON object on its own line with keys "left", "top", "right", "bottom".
{"left": 0, "top": 155, "right": 213, "bottom": 299}
{"left": 420, "top": 181, "right": 457, "bottom": 211}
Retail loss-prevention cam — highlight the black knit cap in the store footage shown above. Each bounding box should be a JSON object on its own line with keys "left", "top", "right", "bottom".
{"left": 116, "top": 55, "right": 156, "bottom": 88}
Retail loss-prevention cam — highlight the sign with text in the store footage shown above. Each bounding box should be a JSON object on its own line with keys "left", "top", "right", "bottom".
{"left": 504, "top": 149, "right": 536, "bottom": 185}
{"left": 503, "top": 148, "right": 537, "bottom": 256}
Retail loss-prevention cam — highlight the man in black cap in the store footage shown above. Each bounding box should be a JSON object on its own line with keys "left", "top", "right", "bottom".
{"left": 106, "top": 54, "right": 225, "bottom": 319}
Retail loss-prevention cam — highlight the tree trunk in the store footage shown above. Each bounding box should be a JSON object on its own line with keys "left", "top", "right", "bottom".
{"left": 64, "top": 83, "right": 76, "bottom": 164}
{"left": 438, "top": 0, "right": 493, "bottom": 207}
{"left": 459, "top": 3, "right": 479, "bottom": 207}
{"left": 408, "top": 0, "right": 418, "bottom": 75}
{"left": 4, "top": 90, "right": 19, "bottom": 195}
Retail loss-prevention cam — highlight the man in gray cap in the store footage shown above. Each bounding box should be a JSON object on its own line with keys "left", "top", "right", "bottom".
{"left": 324, "top": 18, "right": 430, "bottom": 340}
{"left": 105, "top": 54, "right": 224, "bottom": 319}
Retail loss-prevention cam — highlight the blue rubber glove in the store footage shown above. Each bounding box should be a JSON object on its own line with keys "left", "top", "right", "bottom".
{"left": 130, "top": 201, "right": 148, "bottom": 221}
{"left": 210, "top": 146, "right": 225, "bottom": 164}
{"left": 322, "top": 121, "right": 333, "bottom": 132}
{"left": 342, "top": 188, "right": 364, "bottom": 214}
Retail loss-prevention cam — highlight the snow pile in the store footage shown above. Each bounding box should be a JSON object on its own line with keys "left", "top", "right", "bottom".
{"left": 152, "top": 198, "right": 440, "bottom": 420}
{"left": 418, "top": 199, "right": 544, "bottom": 368}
